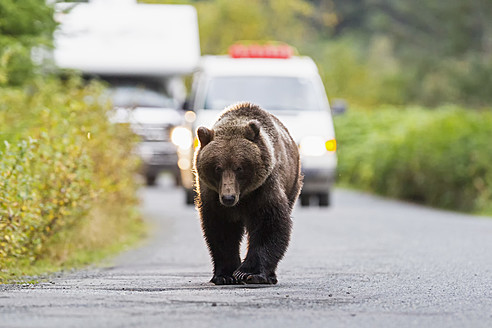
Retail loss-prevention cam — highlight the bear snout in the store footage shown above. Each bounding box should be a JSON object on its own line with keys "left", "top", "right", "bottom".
{"left": 220, "top": 194, "right": 237, "bottom": 207}
{"left": 219, "top": 170, "right": 240, "bottom": 207}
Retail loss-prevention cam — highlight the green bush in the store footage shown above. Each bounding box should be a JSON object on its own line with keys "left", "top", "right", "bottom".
{"left": 335, "top": 107, "right": 492, "bottom": 214}
{"left": 0, "top": 78, "right": 142, "bottom": 279}
{"left": 308, "top": 38, "right": 406, "bottom": 108}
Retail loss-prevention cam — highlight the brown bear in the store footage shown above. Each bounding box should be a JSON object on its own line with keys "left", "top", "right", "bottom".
{"left": 194, "top": 102, "right": 302, "bottom": 285}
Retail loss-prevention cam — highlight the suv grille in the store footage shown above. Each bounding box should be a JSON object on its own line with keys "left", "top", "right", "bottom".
{"left": 133, "top": 125, "right": 172, "bottom": 141}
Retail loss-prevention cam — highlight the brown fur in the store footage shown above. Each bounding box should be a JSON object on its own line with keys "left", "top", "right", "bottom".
{"left": 194, "top": 102, "right": 302, "bottom": 285}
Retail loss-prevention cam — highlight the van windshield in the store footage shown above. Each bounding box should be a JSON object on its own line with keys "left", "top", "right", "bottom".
{"left": 203, "top": 76, "right": 322, "bottom": 111}
{"left": 110, "top": 86, "right": 176, "bottom": 108}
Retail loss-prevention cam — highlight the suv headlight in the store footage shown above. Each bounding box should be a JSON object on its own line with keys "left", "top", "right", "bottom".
{"left": 171, "top": 126, "right": 193, "bottom": 150}
{"left": 299, "top": 136, "right": 336, "bottom": 156}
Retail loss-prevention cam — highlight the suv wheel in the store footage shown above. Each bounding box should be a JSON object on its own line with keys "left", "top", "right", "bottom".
{"left": 186, "top": 189, "right": 196, "bottom": 205}
{"left": 146, "top": 174, "right": 157, "bottom": 186}
{"left": 300, "top": 193, "right": 310, "bottom": 207}
{"left": 318, "top": 192, "right": 330, "bottom": 207}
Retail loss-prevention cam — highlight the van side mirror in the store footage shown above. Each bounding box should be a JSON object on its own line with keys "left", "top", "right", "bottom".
{"left": 331, "top": 99, "right": 347, "bottom": 115}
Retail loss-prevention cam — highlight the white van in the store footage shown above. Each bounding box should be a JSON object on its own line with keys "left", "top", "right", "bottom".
{"left": 178, "top": 44, "right": 341, "bottom": 206}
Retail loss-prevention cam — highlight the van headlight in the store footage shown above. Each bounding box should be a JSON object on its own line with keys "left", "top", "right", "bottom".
{"left": 299, "top": 136, "right": 336, "bottom": 156}
{"left": 171, "top": 126, "right": 193, "bottom": 150}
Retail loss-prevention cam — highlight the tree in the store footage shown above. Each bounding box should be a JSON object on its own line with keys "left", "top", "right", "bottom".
{"left": 195, "top": 0, "right": 315, "bottom": 54}
{"left": 0, "top": 0, "right": 56, "bottom": 85}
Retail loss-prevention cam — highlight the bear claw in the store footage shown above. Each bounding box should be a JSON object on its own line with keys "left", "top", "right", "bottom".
{"left": 233, "top": 270, "right": 277, "bottom": 284}
{"left": 211, "top": 275, "right": 236, "bottom": 285}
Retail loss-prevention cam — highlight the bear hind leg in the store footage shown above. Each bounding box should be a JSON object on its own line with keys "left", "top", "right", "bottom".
{"left": 234, "top": 206, "right": 292, "bottom": 285}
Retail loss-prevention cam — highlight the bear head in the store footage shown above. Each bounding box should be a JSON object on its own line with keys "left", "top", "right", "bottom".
{"left": 195, "top": 121, "right": 272, "bottom": 207}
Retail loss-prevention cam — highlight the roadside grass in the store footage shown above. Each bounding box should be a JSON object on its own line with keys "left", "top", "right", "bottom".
{"left": 0, "top": 205, "right": 147, "bottom": 284}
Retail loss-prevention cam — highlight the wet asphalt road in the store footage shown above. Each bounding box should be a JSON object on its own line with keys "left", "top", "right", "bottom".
{"left": 1, "top": 177, "right": 492, "bottom": 328}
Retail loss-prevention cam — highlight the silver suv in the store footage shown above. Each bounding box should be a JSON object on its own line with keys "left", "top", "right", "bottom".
{"left": 110, "top": 85, "right": 183, "bottom": 185}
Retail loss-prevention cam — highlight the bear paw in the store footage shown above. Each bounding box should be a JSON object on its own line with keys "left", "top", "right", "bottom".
{"left": 233, "top": 270, "right": 278, "bottom": 285}
{"left": 211, "top": 274, "right": 237, "bottom": 285}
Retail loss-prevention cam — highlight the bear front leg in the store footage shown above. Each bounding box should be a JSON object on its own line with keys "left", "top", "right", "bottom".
{"left": 200, "top": 204, "right": 244, "bottom": 285}
{"left": 233, "top": 205, "right": 292, "bottom": 285}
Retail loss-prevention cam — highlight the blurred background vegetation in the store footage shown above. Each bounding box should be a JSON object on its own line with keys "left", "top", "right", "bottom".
{"left": 1, "top": 0, "right": 491, "bottom": 280}
{"left": 335, "top": 107, "right": 492, "bottom": 214}
{"left": 3, "top": 0, "right": 491, "bottom": 107}
{"left": 142, "top": 0, "right": 492, "bottom": 108}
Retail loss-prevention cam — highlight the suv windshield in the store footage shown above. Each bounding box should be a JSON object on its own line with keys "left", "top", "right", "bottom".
{"left": 203, "top": 76, "right": 321, "bottom": 111}
{"left": 110, "top": 86, "right": 175, "bottom": 108}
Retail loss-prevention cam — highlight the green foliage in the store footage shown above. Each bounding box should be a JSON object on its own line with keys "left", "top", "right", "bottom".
{"left": 0, "top": 78, "right": 142, "bottom": 280}
{"left": 305, "top": 37, "right": 409, "bottom": 107}
{"left": 324, "top": 0, "right": 492, "bottom": 107}
{"left": 139, "top": 0, "right": 317, "bottom": 54}
{"left": 0, "top": 0, "right": 56, "bottom": 86}
{"left": 139, "top": 0, "right": 492, "bottom": 107}
{"left": 335, "top": 107, "right": 492, "bottom": 214}
{"left": 195, "top": 0, "right": 315, "bottom": 54}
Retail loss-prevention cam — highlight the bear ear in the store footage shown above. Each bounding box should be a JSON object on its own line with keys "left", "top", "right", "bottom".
{"left": 245, "top": 120, "right": 260, "bottom": 142}
{"left": 197, "top": 127, "right": 214, "bottom": 147}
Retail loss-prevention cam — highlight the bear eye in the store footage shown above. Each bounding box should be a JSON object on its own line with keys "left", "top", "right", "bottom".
{"left": 234, "top": 166, "right": 243, "bottom": 173}
{"left": 215, "top": 166, "right": 223, "bottom": 174}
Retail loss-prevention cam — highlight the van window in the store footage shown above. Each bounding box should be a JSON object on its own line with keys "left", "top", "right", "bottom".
{"left": 203, "top": 76, "right": 322, "bottom": 111}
